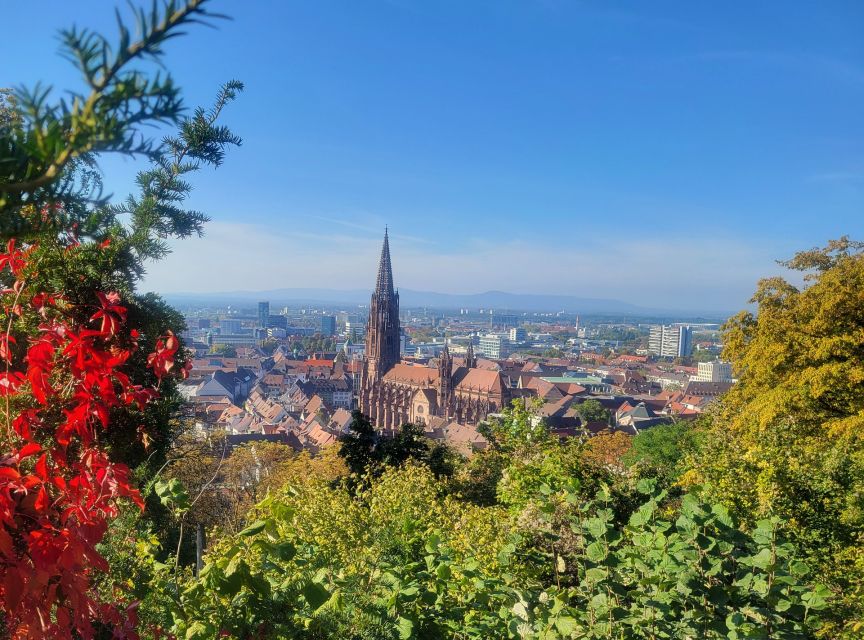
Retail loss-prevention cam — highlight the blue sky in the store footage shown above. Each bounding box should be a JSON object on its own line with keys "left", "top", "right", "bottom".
{"left": 3, "top": 1, "right": 863, "bottom": 313}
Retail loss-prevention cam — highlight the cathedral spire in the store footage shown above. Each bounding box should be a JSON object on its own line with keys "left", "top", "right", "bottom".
{"left": 466, "top": 341, "right": 476, "bottom": 369}
{"left": 374, "top": 227, "right": 394, "bottom": 298}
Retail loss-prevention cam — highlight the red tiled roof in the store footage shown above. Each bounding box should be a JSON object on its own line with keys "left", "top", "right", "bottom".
{"left": 383, "top": 363, "right": 440, "bottom": 386}
{"left": 455, "top": 368, "right": 506, "bottom": 394}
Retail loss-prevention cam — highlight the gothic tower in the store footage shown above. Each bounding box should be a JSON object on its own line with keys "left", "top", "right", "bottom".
{"left": 360, "top": 230, "right": 399, "bottom": 424}
{"left": 437, "top": 343, "right": 453, "bottom": 414}
{"left": 465, "top": 341, "right": 477, "bottom": 369}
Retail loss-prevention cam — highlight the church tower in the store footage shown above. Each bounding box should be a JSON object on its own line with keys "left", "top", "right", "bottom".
{"left": 360, "top": 230, "right": 400, "bottom": 424}
{"left": 465, "top": 341, "right": 477, "bottom": 369}
{"left": 437, "top": 343, "right": 453, "bottom": 414}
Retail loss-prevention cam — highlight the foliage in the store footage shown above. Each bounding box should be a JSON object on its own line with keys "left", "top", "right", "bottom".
{"left": 260, "top": 337, "right": 279, "bottom": 355}
{"left": 694, "top": 237, "right": 864, "bottom": 634}
{"left": 210, "top": 343, "right": 238, "bottom": 357}
{"left": 622, "top": 420, "right": 701, "bottom": 484}
{"left": 296, "top": 334, "right": 338, "bottom": 354}
{"left": 581, "top": 431, "right": 633, "bottom": 474}
{"left": 0, "top": 242, "right": 185, "bottom": 638}
{"left": 0, "top": 1, "right": 243, "bottom": 636}
{"left": 575, "top": 399, "right": 611, "bottom": 426}
{"left": 0, "top": 0, "right": 232, "bottom": 237}
{"left": 151, "top": 463, "right": 827, "bottom": 639}
{"left": 339, "top": 411, "right": 455, "bottom": 484}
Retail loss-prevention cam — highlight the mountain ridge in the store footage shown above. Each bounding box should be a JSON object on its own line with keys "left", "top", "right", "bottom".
{"left": 160, "top": 287, "right": 730, "bottom": 320}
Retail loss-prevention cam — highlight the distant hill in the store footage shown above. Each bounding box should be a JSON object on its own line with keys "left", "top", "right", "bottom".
{"left": 161, "top": 287, "right": 728, "bottom": 320}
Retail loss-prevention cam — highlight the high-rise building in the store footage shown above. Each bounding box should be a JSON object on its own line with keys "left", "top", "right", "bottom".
{"left": 362, "top": 229, "right": 401, "bottom": 385}
{"left": 320, "top": 315, "right": 336, "bottom": 336}
{"left": 509, "top": 327, "right": 527, "bottom": 343}
{"left": 648, "top": 325, "right": 693, "bottom": 358}
{"left": 693, "top": 361, "right": 733, "bottom": 382}
{"left": 479, "top": 334, "right": 510, "bottom": 359}
{"left": 257, "top": 301, "right": 270, "bottom": 328}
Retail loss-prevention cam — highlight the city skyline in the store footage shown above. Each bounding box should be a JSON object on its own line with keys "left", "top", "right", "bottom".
{"left": 3, "top": 1, "right": 862, "bottom": 312}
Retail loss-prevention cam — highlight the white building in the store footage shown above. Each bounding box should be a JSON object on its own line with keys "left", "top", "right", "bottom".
{"left": 479, "top": 334, "right": 510, "bottom": 359}
{"left": 692, "top": 361, "right": 733, "bottom": 382}
{"left": 648, "top": 325, "right": 693, "bottom": 358}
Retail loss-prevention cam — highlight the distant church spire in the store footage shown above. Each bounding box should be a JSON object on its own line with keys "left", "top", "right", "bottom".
{"left": 465, "top": 341, "right": 477, "bottom": 369}
{"left": 374, "top": 227, "right": 394, "bottom": 299}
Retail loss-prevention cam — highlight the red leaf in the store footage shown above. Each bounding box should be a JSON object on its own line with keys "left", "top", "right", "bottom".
{"left": 34, "top": 454, "right": 48, "bottom": 481}
{"left": 17, "top": 442, "right": 41, "bottom": 460}
{"left": 0, "top": 467, "right": 20, "bottom": 481}
{"left": 4, "top": 569, "right": 24, "bottom": 611}
{"left": 34, "top": 487, "right": 50, "bottom": 512}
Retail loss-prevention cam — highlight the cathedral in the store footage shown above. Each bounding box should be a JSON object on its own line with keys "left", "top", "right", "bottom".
{"left": 359, "top": 230, "right": 511, "bottom": 431}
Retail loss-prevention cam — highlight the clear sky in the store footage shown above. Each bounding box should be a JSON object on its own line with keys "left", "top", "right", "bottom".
{"left": 3, "top": 1, "right": 863, "bottom": 313}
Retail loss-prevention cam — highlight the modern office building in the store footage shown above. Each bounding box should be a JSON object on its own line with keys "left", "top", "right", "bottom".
{"left": 257, "top": 301, "right": 270, "bottom": 328}
{"left": 648, "top": 325, "right": 693, "bottom": 358}
{"left": 219, "top": 318, "right": 242, "bottom": 334}
{"left": 509, "top": 327, "right": 527, "bottom": 343}
{"left": 266, "top": 314, "right": 287, "bottom": 329}
{"left": 320, "top": 315, "right": 337, "bottom": 336}
{"left": 479, "top": 334, "right": 510, "bottom": 359}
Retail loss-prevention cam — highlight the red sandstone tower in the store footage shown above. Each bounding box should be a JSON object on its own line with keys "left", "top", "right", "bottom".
{"left": 359, "top": 229, "right": 400, "bottom": 424}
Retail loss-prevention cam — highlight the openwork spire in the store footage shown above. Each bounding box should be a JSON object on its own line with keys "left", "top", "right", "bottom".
{"left": 374, "top": 227, "right": 394, "bottom": 298}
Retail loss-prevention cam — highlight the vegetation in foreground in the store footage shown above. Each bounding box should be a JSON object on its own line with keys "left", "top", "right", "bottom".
{"left": 0, "top": 0, "right": 862, "bottom": 638}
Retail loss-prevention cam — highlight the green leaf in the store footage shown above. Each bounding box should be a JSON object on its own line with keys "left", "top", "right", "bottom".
{"left": 636, "top": 477, "right": 656, "bottom": 495}
{"left": 274, "top": 541, "right": 296, "bottom": 561}
{"left": 436, "top": 564, "right": 452, "bottom": 581}
{"left": 750, "top": 548, "right": 774, "bottom": 570}
{"left": 585, "top": 517, "right": 607, "bottom": 538}
{"left": 185, "top": 622, "right": 209, "bottom": 640}
{"left": 238, "top": 520, "right": 267, "bottom": 537}
{"left": 302, "top": 581, "right": 330, "bottom": 610}
{"left": 555, "top": 615, "right": 578, "bottom": 636}
{"left": 585, "top": 541, "right": 607, "bottom": 563}
{"left": 397, "top": 615, "right": 415, "bottom": 639}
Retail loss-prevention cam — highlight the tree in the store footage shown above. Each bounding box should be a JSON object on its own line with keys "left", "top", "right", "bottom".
{"left": 622, "top": 420, "right": 700, "bottom": 483}
{"left": 210, "top": 343, "right": 237, "bottom": 357}
{"left": 576, "top": 398, "right": 611, "bottom": 425}
{"left": 338, "top": 411, "right": 449, "bottom": 482}
{"left": 542, "top": 346, "right": 565, "bottom": 358}
{"left": 693, "top": 238, "right": 864, "bottom": 635}
{"left": 259, "top": 337, "right": 278, "bottom": 355}
{"left": 582, "top": 430, "right": 633, "bottom": 473}
{"left": 0, "top": 242, "right": 185, "bottom": 637}
{"left": 0, "top": 1, "right": 242, "bottom": 635}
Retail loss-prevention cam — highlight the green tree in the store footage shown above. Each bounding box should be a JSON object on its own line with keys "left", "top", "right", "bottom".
{"left": 338, "top": 411, "right": 453, "bottom": 482}
{"left": 622, "top": 420, "right": 700, "bottom": 483}
{"left": 576, "top": 398, "right": 611, "bottom": 425}
{"left": 693, "top": 237, "right": 864, "bottom": 635}
{"left": 211, "top": 343, "right": 238, "bottom": 357}
{"left": 0, "top": 0, "right": 242, "bottom": 480}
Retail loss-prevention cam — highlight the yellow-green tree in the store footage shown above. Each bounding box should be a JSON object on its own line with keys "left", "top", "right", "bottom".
{"left": 694, "top": 237, "right": 864, "bottom": 635}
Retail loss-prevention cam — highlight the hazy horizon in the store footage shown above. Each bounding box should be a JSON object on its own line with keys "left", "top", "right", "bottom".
{"left": 4, "top": 1, "right": 861, "bottom": 310}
